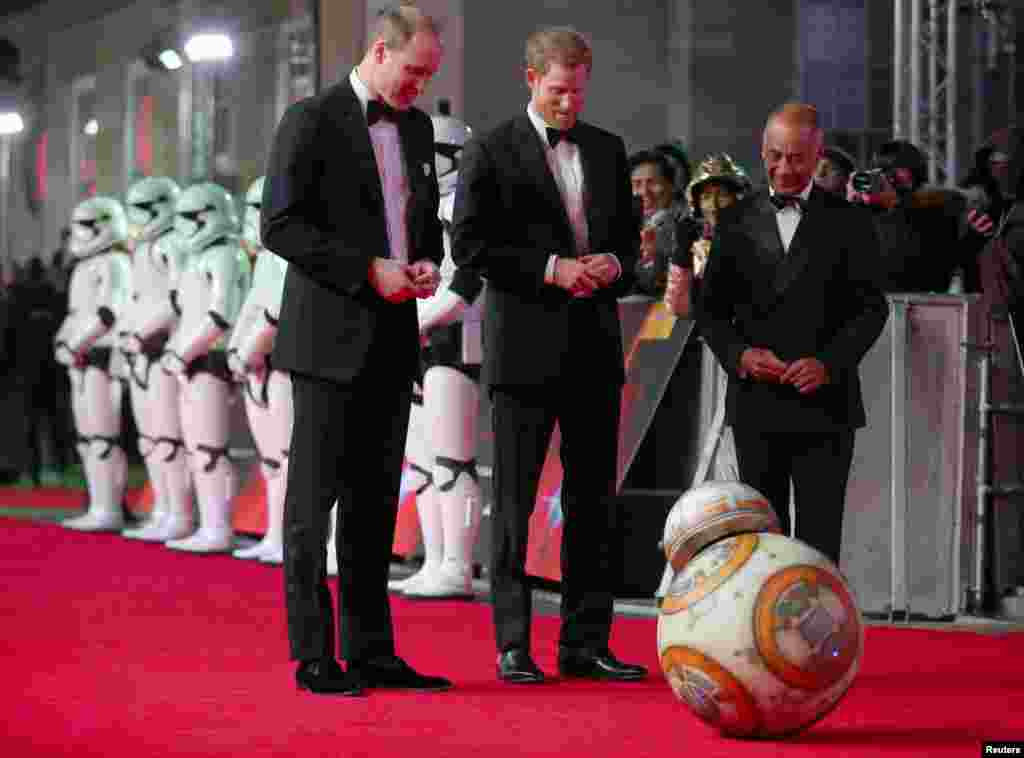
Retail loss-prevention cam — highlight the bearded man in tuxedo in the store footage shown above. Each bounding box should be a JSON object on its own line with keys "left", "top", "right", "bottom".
{"left": 452, "top": 26, "right": 646, "bottom": 685}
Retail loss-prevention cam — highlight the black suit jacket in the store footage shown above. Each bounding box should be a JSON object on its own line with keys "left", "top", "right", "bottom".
{"left": 450, "top": 115, "right": 639, "bottom": 387}
{"left": 697, "top": 186, "right": 888, "bottom": 432}
{"left": 261, "top": 78, "right": 443, "bottom": 386}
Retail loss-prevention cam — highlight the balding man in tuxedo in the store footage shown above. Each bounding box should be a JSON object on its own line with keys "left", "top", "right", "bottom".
{"left": 697, "top": 103, "right": 888, "bottom": 566}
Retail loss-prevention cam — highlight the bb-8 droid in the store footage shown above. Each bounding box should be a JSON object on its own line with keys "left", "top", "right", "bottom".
{"left": 656, "top": 480, "right": 864, "bottom": 738}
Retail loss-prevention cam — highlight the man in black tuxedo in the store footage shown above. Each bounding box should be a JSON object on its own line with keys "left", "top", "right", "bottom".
{"left": 697, "top": 103, "right": 888, "bottom": 566}
{"left": 261, "top": 6, "right": 450, "bottom": 695}
{"left": 451, "top": 26, "right": 646, "bottom": 685}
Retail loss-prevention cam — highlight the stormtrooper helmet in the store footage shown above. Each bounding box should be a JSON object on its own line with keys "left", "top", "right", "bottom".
{"left": 125, "top": 176, "right": 181, "bottom": 243}
{"left": 242, "top": 176, "right": 265, "bottom": 253}
{"left": 174, "top": 182, "right": 239, "bottom": 252}
{"left": 69, "top": 196, "right": 130, "bottom": 259}
{"left": 431, "top": 113, "right": 472, "bottom": 197}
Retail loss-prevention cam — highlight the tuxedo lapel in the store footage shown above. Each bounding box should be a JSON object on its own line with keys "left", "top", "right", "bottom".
{"left": 330, "top": 80, "right": 386, "bottom": 213}
{"left": 751, "top": 191, "right": 786, "bottom": 269}
{"left": 514, "top": 116, "right": 576, "bottom": 250}
{"left": 771, "top": 186, "right": 825, "bottom": 296}
{"left": 575, "top": 126, "right": 600, "bottom": 245}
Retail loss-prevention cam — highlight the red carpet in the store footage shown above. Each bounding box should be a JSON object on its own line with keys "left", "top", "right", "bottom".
{"left": 1, "top": 517, "right": 1022, "bottom": 758}
{"left": 0, "top": 486, "right": 151, "bottom": 511}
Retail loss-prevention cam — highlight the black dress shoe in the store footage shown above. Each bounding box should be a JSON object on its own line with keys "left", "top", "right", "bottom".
{"left": 350, "top": 655, "right": 452, "bottom": 692}
{"left": 497, "top": 648, "right": 546, "bottom": 684}
{"left": 557, "top": 647, "right": 648, "bottom": 682}
{"left": 295, "top": 658, "right": 363, "bottom": 696}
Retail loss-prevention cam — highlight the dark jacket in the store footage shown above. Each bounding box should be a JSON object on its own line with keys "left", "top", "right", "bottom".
{"left": 697, "top": 186, "right": 889, "bottom": 432}
{"left": 451, "top": 115, "right": 640, "bottom": 387}
{"left": 262, "top": 78, "right": 443, "bottom": 386}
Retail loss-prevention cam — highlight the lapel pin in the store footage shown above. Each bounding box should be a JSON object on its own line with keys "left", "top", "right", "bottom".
{"left": 423, "top": 162, "right": 431, "bottom": 177}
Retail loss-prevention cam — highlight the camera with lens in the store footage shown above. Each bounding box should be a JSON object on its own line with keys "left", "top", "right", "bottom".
{"left": 850, "top": 168, "right": 885, "bottom": 195}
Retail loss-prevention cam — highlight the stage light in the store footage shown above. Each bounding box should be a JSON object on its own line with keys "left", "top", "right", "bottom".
{"left": 83, "top": 118, "right": 99, "bottom": 136}
{"left": 158, "top": 49, "right": 183, "bottom": 70}
{"left": 184, "top": 33, "right": 234, "bottom": 63}
{"left": 0, "top": 111, "right": 23, "bottom": 135}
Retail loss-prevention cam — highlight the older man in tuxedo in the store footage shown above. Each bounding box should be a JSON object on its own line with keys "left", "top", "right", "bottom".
{"left": 697, "top": 103, "right": 888, "bottom": 566}
{"left": 452, "top": 26, "right": 646, "bottom": 685}
{"left": 262, "top": 5, "right": 450, "bottom": 695}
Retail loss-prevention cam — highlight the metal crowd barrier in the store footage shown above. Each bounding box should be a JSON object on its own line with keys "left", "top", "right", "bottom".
{"left": 840, "top": 293, "right": 1024, "bottom": 621}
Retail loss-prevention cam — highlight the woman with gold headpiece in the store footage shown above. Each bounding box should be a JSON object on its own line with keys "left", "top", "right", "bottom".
{"left": 665, "top": 153, "right": 751, "bottom": 485}
{"left": 664, "top": 153, "right": 750, "bottom": 316}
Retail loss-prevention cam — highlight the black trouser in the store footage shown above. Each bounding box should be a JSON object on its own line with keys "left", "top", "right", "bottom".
{"left": 489, "top": 380, "right": 620, "bottom": 654}
{"left": 283, "top": 372, "right": 411, "bottom": 664}
{"left": 732, "top": 425, "right": 855, "bottom": 566}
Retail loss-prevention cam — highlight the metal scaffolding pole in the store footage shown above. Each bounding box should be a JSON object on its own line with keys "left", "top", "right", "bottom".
{"left": 903, "top": 0, "right": 959, "bottom": 186}
{"left": 0, "top": 136, "right": 10, "bottom": 270}
{"left": 910, "top": 0, "right": 922, "bottom": 147}
{"left": 1007, "top": 8, "right": 1017, "bottom": 128}
{"left": 946, "top": 0, "right": 957, "bottom": 184}
{"left": 929, "top": 0, "right": 940, "bottom": 184}
{"left": 894, "top": 0, "right": 906, "bottom": 139}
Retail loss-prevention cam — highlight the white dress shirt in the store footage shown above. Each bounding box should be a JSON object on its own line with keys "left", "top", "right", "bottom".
{"left": 351, "top": 69, "right": 410, "bottom": 264}
{"left": 527, "top": 104, "right": 590, "bottom": 263}
{"left": 770, "top": 180, "right": 813, "bottom": 254}
{"left": 525, "top": 105, "right": 626, "bottom": 287}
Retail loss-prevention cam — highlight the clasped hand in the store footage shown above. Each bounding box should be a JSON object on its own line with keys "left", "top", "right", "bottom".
{"left": 739, "top": 348, "right": 829, "bottom": 394}
{"left": 369, "top": 258, "right": 440, "bottom": 303}
{"left": 555, "top": 254, "right": 618, "bottom": 298}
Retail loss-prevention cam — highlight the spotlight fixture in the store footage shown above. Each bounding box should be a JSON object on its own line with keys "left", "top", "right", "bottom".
{"left": 184, "top": 33, "right": 234, "bottom": 63}
{"left": 158, "top": 49, "right": 184, "bottom": 71}
{"left": 0, "top": 111, "right": 24, "bottom": 136}
{"left": 83, "top": 118, "right": 99, "bottom": 136}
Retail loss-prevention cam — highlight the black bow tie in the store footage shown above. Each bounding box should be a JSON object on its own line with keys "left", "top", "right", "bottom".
{"left": 770, "top": 193, "right": 807, "bottom": 212}
{"left": 367, "top": 99, "right": 399, "bottom": 127}
{"left": 546, "top": 126, "right": 579, "bottom": 149}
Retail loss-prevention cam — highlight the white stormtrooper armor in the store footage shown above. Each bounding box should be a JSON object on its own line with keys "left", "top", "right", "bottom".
{"left": 120, "top": 177, "right": 194, "bottom": 542}
{"left": 227, "top": 177, "right": 292, "bottom": 564}
{"left": 161, "top": 182, "right": 252, "bottom": 553}
{"left": 391, "top": 113, "right": 485, "bottom": 599}
{"left": 55, "top": 196, "right": 133, "bottom": 532}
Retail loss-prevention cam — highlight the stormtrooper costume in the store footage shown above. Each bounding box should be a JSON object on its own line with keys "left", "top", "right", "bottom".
{"left": 120, "top": 177, "right": 194, "bottom": 542}
{"left": 161, "top": 182, "right": 252, "bottom": 553}
{"left": 55, "top": 196, "right": 133, "bottom": 531}
{"left": 390, "top": 114, "right": 485, "bottom": 599}
{"left": 227, "top": 177, "right": 293, "bottom": 564}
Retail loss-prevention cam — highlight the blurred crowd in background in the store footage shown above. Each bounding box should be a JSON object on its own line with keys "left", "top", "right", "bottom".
{"left": 0, "top": 125, "right": 1019, "bottom": 491}
{"left": 0, "top": 227, "right": 79, "bottom": 486}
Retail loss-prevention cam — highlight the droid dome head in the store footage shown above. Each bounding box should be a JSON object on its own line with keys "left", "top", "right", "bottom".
{"left": 242, "top": 176, "right": 265, "bottom": 253}
{"left": 661, "top": 480, "right": 781, "bottom": 572}
{"left": 125, "top": 176, "right": 181, "bottom": 243}
{"left": 431, "top": 104, "right": 472, "bottom": 197}
{"left": 69, "top": 196, "right": 130, "bottom": 259}
{"left": 174, "top": 182, "right": 238, "bottom": 252}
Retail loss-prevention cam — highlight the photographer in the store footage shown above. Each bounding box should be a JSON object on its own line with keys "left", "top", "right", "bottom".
{"left": 848, "top": 139, "right": 971, "bottom": 294}
{"left": 959, "top": 129, "right": 1021, "bottom": 294}
{"left": 976, "top": 127, "right": 1024, "bottom": 309}
{"left": 815, "top": 145, "right": 855, "bottom": 200}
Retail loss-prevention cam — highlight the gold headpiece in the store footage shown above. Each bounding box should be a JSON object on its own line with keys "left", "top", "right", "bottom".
{"left": 686, "top": 153, "right": 750, "bottom": 214}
